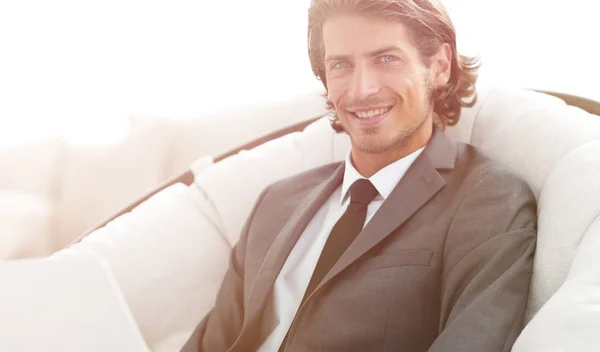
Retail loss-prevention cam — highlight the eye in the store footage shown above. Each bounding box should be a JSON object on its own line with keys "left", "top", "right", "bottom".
{"left": 331, "top": 61, "right": 351, "bottom": 70}
{"left": 378, "top": 55, "right": 398, "bottom": 63}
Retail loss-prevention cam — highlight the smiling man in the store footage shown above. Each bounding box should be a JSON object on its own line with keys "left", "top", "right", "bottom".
{"left": 181, "top": 1, "right": 537, "bottom": 351}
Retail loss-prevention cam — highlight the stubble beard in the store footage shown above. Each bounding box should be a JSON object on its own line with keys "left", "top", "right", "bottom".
{"left": 351, "top": 106, "right": 430, "bottom": 155}
{"left": 346, "top": 76, "right": 434, "bottom": 155}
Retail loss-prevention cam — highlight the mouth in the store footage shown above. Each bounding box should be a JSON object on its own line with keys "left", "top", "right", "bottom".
{"left": 349, "top": 105, "right": 393, "bottom": 126}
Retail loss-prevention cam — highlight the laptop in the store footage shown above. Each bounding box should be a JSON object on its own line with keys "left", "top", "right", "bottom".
{"left": 0, "top": 254, "right": 150, "bottom": 352}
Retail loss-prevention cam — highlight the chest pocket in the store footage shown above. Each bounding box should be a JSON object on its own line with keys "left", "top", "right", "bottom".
{"left": 357, "top": 249, "right": 433, "bottom": 272}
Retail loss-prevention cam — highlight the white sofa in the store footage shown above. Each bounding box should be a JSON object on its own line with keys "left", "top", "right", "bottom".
{"left": 0, "top": 92, "right": 326, "bottom": 257}
{"left": 51, "top": 86, "right": 600, "bottom": 351}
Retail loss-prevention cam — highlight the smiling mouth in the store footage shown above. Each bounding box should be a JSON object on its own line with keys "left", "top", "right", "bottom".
{"left": 351, "top": 106, "right": 393, "bottom": 120}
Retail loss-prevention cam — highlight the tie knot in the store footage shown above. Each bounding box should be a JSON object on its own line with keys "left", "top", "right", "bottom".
{"left": 349, "top": 179, "right": 378, "bottom": 206}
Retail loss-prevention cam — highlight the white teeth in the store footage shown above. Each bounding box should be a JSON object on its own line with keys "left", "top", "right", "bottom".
{"left": 355, "top": 107, "right": 391, "bottom": 119}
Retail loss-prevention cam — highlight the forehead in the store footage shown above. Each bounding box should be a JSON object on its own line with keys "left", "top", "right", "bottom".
{"left": 322, "top": 14, "right": 417, "bottom": 58}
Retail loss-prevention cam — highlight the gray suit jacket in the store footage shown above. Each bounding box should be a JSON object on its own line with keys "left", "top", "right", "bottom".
{"left": 182, "top": 128, "right": 537, "bottom": 352}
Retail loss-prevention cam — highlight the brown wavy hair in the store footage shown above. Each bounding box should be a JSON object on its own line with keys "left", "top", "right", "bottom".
{"left": 307, "top": 0, "right": 480, "bottom": 132}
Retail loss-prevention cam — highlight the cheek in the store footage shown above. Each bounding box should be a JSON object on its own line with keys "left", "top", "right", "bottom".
{"left": 381, "top": 69, "right": 412, "bottom": 92}
{"left": 382, "top": 70, "right": 425, "bottom": 103}
{"left": 326, "top": 81, "right": 347, "bottom": 108}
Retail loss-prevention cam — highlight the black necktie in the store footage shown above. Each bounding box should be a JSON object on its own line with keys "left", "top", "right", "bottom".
{"left": 277, "top": 179, "right": 378, "bottom": 351}
{"left": 303, "top": 178, "right": 379, "bottom": 301}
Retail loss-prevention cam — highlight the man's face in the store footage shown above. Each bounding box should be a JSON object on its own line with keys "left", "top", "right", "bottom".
{"left": 323, "top": 14, "right": 438, "bottom": 155}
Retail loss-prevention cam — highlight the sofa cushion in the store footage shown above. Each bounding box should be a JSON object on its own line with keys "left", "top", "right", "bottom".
{"left": 52, "top": 181, "right": 231, "bottom": 352}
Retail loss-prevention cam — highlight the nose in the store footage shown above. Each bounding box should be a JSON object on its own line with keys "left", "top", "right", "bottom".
{"left": 349, "top": 64, "right": 380, "bottom": 102}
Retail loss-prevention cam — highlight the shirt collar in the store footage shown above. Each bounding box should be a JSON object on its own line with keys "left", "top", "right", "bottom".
{"left": 340, "top": 147, "right": 425, "bottom": 205}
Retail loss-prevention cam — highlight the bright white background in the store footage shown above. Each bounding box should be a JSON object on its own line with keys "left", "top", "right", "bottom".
{"left": 0, "top": 0, "right": 598, "bottom": 146}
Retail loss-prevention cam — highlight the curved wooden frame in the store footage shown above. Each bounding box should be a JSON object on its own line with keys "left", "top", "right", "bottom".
{"left": 68, "top": 91, "right": 600, "bottom": 246}
{"left": 535, "top": 90, "right": 600, "bottom": 116}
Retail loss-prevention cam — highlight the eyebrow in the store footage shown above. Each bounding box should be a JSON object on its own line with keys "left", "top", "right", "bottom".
{"left": 325, "top": 45, "right": 405, "bottom": 62}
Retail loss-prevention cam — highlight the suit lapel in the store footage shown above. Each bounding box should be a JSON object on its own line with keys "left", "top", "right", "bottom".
{"left": 307, "top": 128, "right": 457, "bottom": 300}
{"left": 242, "top": 162, "right": 345, "bottom": 328}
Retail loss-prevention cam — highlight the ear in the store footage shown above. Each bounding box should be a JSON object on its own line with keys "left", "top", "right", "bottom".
{"left": 431, "top": 43, "right": 452, "bottom": 88}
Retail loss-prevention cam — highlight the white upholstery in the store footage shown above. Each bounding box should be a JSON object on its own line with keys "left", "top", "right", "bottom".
{"left": 52, "top": 158, "right": 230, "bottom": 352}
{"left": 53, "top": 122, "right": 342, "bottom": 351}
{"left": 195, "top": 118, "right": 345, "bottom": 247}
{"left": 0, "top": 140, "right": 60, "bottom": 257}
{"left": 53, "top": 87, "right": 600, "bottom": 351}
{"left": 513, "top": 144, "right": 600, "bottom": 351}
{"left": 0, "top": 140, "right": 60, "bottom": 199}
{"left": 0, "top": 190, "right": 54, "bottom": 258}
{"left": 0, "top": 92, "right": 326, "bottom": 258}
{"left": 53, "top": 121, "right": 173, "bottom": 249}
{"left": 0, "top": 254, "right": 150, "bottom": 352}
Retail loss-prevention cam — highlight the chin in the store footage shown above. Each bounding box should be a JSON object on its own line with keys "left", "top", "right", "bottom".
{"left": 353, "top": 126, "right": 421, "bottom": 154}
{"left": 352, "top": 135, "right": 395, "bottom": 154}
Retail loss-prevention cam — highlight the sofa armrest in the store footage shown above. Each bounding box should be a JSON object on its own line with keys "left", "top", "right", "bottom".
{"left": 513, "top": 218, "right": 600, "bottom": 352}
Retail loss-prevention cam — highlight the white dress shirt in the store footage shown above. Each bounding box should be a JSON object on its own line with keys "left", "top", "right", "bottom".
{"left": 257, "top": 147, "right": 424, "bottom": 351}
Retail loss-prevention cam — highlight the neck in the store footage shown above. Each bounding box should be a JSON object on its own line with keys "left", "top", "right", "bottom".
{"left": 351, "top": 122, "right": 433, "bottom": 178}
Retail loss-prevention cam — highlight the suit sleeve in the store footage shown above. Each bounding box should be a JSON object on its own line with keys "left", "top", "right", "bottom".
{"left": 428, "top": 170, "right": 537, "bottom": 352}
{"left": 180, "top": 186, "right": 271, "bottom": 352}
